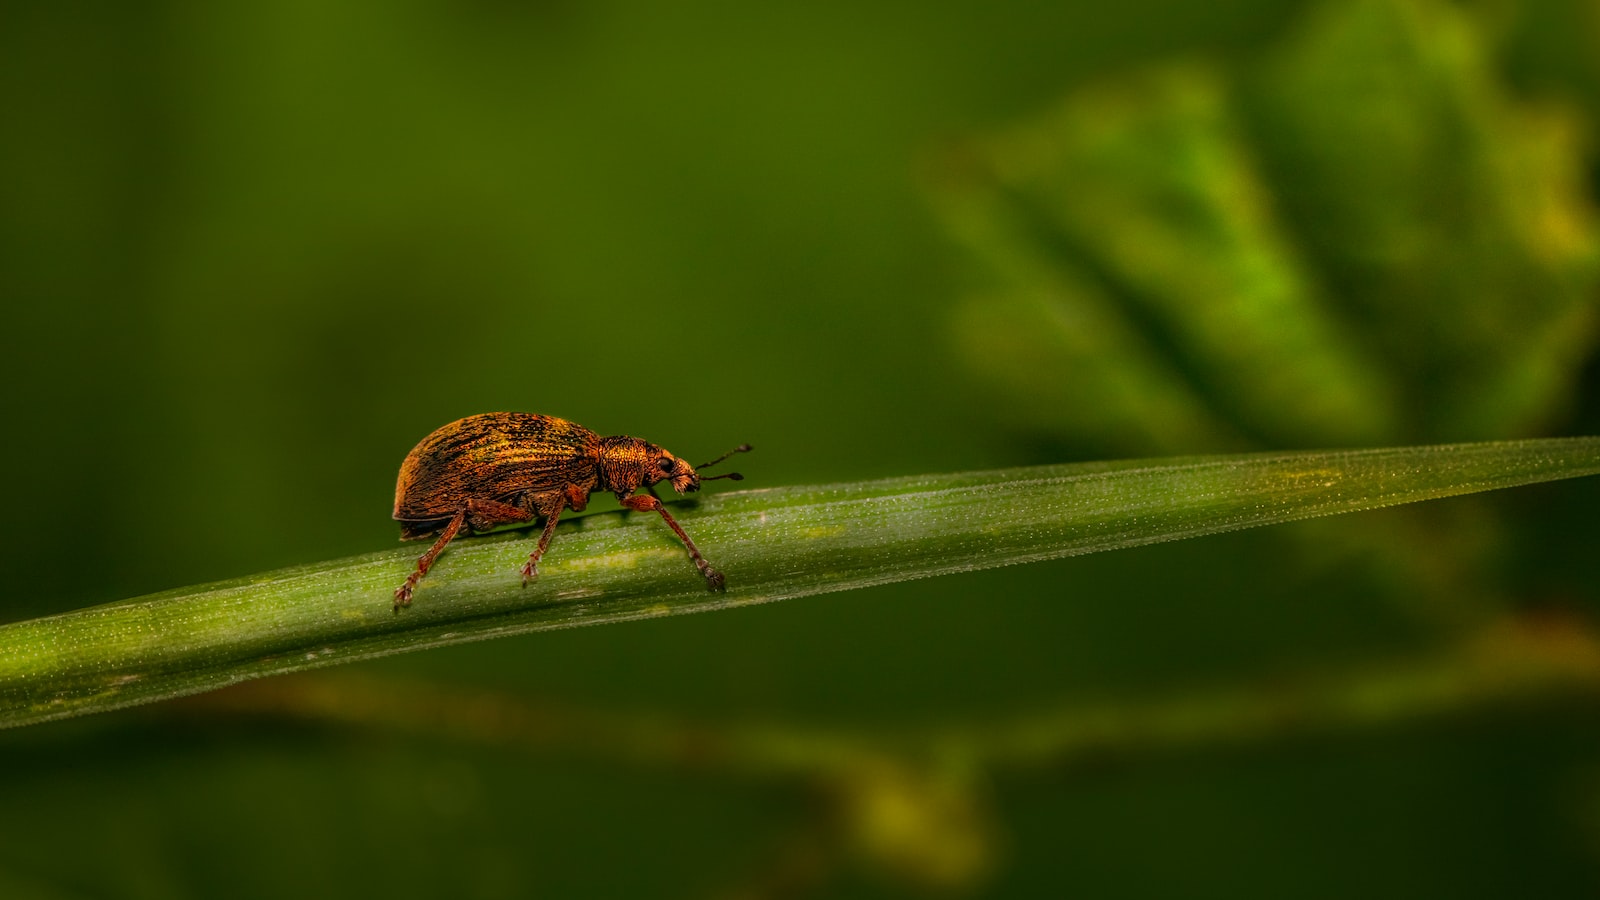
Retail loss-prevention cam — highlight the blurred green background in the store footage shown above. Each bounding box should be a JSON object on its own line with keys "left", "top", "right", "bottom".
{"left": 6, "top": 0, "right": 1600, "bottom": 896}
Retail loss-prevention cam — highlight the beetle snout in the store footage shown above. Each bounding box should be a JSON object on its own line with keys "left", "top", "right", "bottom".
{"left": 671, "top": 468, "right": 700, "bottom": 494}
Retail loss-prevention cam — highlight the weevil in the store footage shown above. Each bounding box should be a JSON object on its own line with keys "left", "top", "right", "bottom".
{"left": 391, "top": 412, "right": 750, "bottom": 611}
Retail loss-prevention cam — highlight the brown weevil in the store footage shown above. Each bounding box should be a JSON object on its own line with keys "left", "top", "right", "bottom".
{"left": 391, "top": 412, "right": 750, "bottom": 611}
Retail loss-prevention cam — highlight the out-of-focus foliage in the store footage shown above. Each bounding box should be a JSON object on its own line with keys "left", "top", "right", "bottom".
{"left": 928, "top": 0, "right": 1600, "bottom": 653}
{"left": 932, "top": 0, "right": 1600, "bottom": 454}
{"left": 4, "top": 0, "right": 1600, "bottom": 896}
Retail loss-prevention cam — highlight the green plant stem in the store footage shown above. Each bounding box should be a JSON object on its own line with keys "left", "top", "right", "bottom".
{"left": 180, "top": 613, "right": 1600, "bottom": 776}
{"left": 3, "top": 438, "right": 1599, "bottom": 728}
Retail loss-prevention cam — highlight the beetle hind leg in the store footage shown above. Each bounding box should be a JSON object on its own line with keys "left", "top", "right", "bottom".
{"left": 394, "top": 509, "right": 467, "bottom": 612}
{"left": 394, "top": 498, "right": 537, "bottom": 611}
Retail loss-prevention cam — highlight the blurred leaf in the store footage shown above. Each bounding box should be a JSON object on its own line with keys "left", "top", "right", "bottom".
{"left": 973, "top": 66, "right": 1399, "bottom": 447}
{"left": 190, "top": 611, "right": 1600, "bottom": 772}
{"left": 933, "top": 142, "right": 1244, "bottom": 454}
{"left": 933, "top": 0, "right": 1600, "bottom": 452}
{"left": 4, "top": 437, "right": 1600, "bottom": 728}
{"left": 1242, "top": 0, "right": 1600, "bottom": 438}
{"left": 167, "top": 609, "right": 1600, "bottom": 894}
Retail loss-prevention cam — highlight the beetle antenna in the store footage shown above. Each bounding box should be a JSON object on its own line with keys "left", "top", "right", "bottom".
{"left": 702, "top": 471, "right": 744, "bottom": 482}
{"left": 698, "top": 444, "right": 752, "bottom": 471}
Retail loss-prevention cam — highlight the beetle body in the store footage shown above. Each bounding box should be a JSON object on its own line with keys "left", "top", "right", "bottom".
{"left": 392, "top": 412, "right": 747, "bottom": 611}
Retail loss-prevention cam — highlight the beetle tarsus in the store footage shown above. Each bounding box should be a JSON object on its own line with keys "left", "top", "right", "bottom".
{"left": 393, "top": 582, "right": 415, "bottom": 612}
{"left": 703, "top": 566, "right": 726, "bottom": 592}
{"left": 520, "top": 559, "right": 538, "bottom": 587}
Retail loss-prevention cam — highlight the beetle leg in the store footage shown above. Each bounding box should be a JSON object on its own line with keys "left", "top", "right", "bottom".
{"left": 620, "top": 493, "right": 726, "bottom": 592}
{"left": 564, "top": 482, "right": 591, "bottom": 512}
{"left": 394, "top": 509, "right": 466, "bottom": 612}
{"left": 464, "top": 497, "right": 536, "bottom": 532}
{"left": 520, "top": 504, "right": 565, "bottom": 587}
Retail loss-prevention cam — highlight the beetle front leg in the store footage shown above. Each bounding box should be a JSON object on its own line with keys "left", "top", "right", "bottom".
{"left": 394, "top": 509, "right": 466, "bottom": 611}
{"left": 620, "top": 493, "right": 725, "bottom": 591}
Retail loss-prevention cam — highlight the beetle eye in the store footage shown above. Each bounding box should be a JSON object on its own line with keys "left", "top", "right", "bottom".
{"left": 658, "top": 458, "right": 675, "bottom": 473}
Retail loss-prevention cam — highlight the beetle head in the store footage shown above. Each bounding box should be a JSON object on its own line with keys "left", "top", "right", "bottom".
{"left": 637, "top": 443, "right": 751, "bottom": 495}
{"left": 647, "top": 447, "right": 701, "bottom": 495}
{"left": 599, "top": 435, "right": 750, "bottom": 495}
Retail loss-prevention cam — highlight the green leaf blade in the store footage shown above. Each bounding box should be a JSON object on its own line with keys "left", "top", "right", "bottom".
{"left": 3, "top": 437, "right": 1598, "bottom": 728}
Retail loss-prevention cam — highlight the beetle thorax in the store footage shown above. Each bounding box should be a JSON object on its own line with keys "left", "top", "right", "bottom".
{"left": 597, "top": 435, "right": 651, "bottom": 494}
